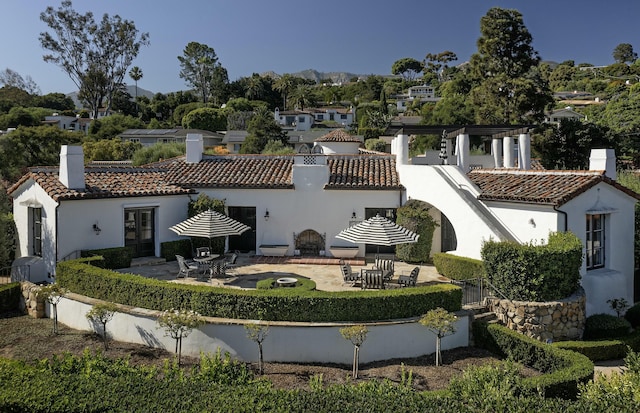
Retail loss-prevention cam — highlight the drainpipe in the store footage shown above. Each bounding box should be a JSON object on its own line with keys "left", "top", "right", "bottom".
{"left": 554, "top": 205, "right": 568, "bottom": 232}
{"left": 54, "top": 202, "right": 60, "bottom": 280}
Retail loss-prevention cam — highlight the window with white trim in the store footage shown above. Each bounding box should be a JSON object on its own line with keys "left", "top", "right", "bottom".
{"left": 586, "top": 214, "right": 605, "bottom": 270}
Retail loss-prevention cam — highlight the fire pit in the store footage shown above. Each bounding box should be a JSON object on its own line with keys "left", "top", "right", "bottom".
{"left": 276, "top": 277, "right": 298, "bottom": 287}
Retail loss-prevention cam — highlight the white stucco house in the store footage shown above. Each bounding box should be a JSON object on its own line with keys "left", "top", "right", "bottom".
{"left": 8, "top": 124, "right": 638, "bottom": 315}
{"left": 396, "top": 84, "right": 441, "bottom": 112}
{"left": 544, "top": 108, "right": 585, "bottom": 125}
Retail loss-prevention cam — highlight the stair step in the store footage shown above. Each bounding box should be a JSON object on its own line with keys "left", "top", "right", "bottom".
{"left": 474, "top": 311, "right": 498, "bottom": 322}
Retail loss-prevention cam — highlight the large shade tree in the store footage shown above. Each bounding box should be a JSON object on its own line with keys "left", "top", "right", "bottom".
{"left": 39, "top": 1, "right": 149, "bottom": 119}
{"left": 468, "top": 7, "right": 552, "bottom": 124}
{"left": 178, "top": 42, "right": 224, "bottom": 104}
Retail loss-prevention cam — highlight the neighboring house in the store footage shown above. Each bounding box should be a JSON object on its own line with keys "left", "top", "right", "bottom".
{"left": 544, "top": 108, "right": 585, "bottom": 125}
{"left": 10, "top": 125, "right": 638, "bottom": 316}
{"left": 43, "top": 114, "right": 91, "bottom": 134}
{"left": 274, "top": 108, "right": 314, "bottom": 131}
{"left": 274, "top": 107, "right": 356, "bottom": 131}
{"left": 396, "top": 84, "right": 440, "bottom": 112}
{"left": 221, "top": 130, "right": 249, "bottom": 154}
{"left": 118, "top": 128, "right": 224, "bottom": 148}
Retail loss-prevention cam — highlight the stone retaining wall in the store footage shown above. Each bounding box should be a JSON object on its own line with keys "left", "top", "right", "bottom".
{"left": 19, "top": 282, "right": 45, "bottom": 318}
{"left": 486, "top": 287, "right": 586, "bottom": 342}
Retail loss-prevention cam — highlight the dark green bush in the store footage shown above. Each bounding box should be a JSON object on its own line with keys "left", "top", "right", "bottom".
{"left": 481, "top": 231, "right": 582, "bottom": 301}
{"left": 583, "top": 313, "right": 632, "bottom": 340}
{"left": 433, "top": 253, "right": 485, "bottom": 281}
{"left": 255, "top": 277, "right": 316, "bottom": 291}
{"left": 56, "top": 260, "right": 462, "bottom": 322}
{"left": 0, "top": 282, "right": 20, "bottom": 313}
{"left": 624, "top": 302, "right": 640, "bottom": 328}
{"left": 473, "top": 321, "right": 594, "bottom": 399}
{"left": 81, "top": 246, "right": 133, "bottom": 269}
{"left": 395, "top": 200, "right": 439, "bottom": 264}
{"left": 554, "top": 330, "right": 640, "bottom": 361}
{"left": 160, "top": 239, "right": 193, "bottom": 261}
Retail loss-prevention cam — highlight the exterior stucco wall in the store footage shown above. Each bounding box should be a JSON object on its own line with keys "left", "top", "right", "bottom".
{"left": 481, "top": 202, "right": 561, "bottom": 244}
{"left": 52, "top": 295, "right": 469, "bottom": 363}
{"left": 562, "top": 183, "right": 636, "bottom": 315}
{"left": 397, "top": 163, "right": 503, "bottom": 259}
{"left": 198, "top": 186, "right": 401, "bottom": 256}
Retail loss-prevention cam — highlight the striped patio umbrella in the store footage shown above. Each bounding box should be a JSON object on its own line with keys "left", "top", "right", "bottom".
{"left": 335, "top": 213, "right": 419, "bottom": 248}
{"left": 169, "top": 210, "right": 251, "bottom": 240}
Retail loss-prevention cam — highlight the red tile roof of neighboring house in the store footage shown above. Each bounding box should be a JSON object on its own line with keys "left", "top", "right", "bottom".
{"left": 315, "top": 129, "right": 362, "bottom": 143}
{"left": 8, "top": 166, "right": 195, "bottom": 201}
{"left": 468, "top": 169, "right": 640, "bottom": 206}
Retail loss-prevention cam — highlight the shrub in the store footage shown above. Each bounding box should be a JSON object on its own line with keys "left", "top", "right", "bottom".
{"left": 160, "top": 239, "right": 192, "bottom": 261}
{"left": 583, "top": 313, "right": 632, "bottom": 340}
{"left": 481, "top": 231, "right": 583, "bottom": 301}
{"left": 56, "top": 259, "right": 462, "bottom": 322}
{"left": 473, "top": 321, "right": 594, "bottom": 399}
{"left": 395, "top": 199, "right": 439, "bottom": 264}
{"left": 433, "top": 253, "right": 484, "bottom": 281}
{"left": 624, "top": 302, "right": 640, "bottom": 328}
{"left": 554, "top": 330, "right": 640, "bottom": 361}
{"left": 81, "top": 246, "right": 133, "bottom": 269}
{"left": 255, "top": 277, "right": 316, "bottom": 291}
{"left": 0, "top": 282, "right": 20, "bottom": 313}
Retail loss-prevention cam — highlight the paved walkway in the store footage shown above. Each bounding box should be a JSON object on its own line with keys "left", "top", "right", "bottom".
{"left": 118, "top": 254, "right": 448, "bottom": 291}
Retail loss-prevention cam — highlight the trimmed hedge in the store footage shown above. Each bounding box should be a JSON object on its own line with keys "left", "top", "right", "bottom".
{"left": 624, "top": 302, "right": 640, "bottom": 328}
{"left": 472, "top": 321, "right": 594, "bottom": 399}
{"left": 583, "top": 313, "right": 632, "bottom": 340}
{"left": 81, "top": 246, "right": 133, "bottom": 269}
{"left": 481, "top": 231, "right": 582, "bottom": 301}
{"left": 56, "top": 260, "right": 462, "bottom": 322}
{"left": 553, "top": 330, "right": 640, "bottom": 361}
{"left": 255, "top": 277, "right": 316, "bottom": 291}
{"left": 0, "top": 282, "right": 20, "bottom": 313}
{"left": 160, "top": 239, "right": 193, "bottom": 261}
{"left": 432, "top": 253, "right": 485, "bottom": 281}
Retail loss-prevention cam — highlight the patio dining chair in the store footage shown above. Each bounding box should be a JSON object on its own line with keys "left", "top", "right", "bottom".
{"left": 340, "top": 259, "right": 359, "bottom": 286}
{"left": 361, "top": 268, "right": 385, "bottom": 290}
{"left": 176, "top": 255, "right": 199, "bottom": 278}
{"left": 398, "top": 267, "right": 420, "bottom": 287}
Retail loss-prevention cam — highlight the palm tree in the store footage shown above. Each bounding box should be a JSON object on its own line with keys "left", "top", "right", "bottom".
{"left": 129, "top": 66, "right": 143, "bottom": 114}
{"left": 245, "top": 74, "right": 265, "bottom": 101}
{"left": 273, "top": 74, "right": 294, "bottom": 109}
{"left": 290, "top": 84, "right": 315, "bottom": 110}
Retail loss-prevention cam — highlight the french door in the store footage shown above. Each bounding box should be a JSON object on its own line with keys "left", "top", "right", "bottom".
{"left": 124, "top": 208, "right": 155, "bottom": 258}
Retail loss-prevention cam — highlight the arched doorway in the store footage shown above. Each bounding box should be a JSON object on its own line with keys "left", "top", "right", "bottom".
{"left": 295, "top": 229, "right": 325, "bottom": 256}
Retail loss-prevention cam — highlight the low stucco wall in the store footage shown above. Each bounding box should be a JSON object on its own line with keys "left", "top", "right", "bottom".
{"left": 51, "top": 293, "right": 469, "bottom": 364}
{"left": 486, "top": 287, "right": 586, "bottom": 342}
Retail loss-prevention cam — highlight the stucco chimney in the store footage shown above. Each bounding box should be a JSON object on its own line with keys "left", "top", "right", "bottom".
{"left": 59, "top": 145, "right": 85, "bottom": 190}
{"left": 518, "top": 133, "right": 531, "bottom": 170}
{"left": 185, "top": 133, "right": 203, "bottom": 163}
{"left": 590, "top": 149, "right": 616, "bottom": 180}
{"left": 392, "top": 134, "right": 409, "bottom": 166}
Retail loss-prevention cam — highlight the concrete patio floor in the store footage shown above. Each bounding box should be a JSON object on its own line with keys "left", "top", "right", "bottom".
{"left": 116, "top": 254, "right": 450, "bottom": 291}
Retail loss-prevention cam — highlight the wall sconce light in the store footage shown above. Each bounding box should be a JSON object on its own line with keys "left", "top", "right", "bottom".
{"left": 528, "top": 218, "right": 536, "bottom": 228}
{"left": 351, "top": 211, "right": 357, "bottom": 219}
{"left": 264, "top": 210, "right": 270, "bottom": 221}
{"left": 92, "top": 223, "right": 102, "bottom": 235}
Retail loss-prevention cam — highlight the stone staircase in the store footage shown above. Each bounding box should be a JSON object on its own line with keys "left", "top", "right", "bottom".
{"left": 464, "top": 301, "right": 499, "bottom": 346}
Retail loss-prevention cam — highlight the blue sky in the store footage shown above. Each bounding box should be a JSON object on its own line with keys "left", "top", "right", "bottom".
{"left": 2, "top": 0, "right": 639, "bottom": 95}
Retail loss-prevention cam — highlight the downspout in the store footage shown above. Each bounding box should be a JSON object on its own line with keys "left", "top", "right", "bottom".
{"left": 554, "top": 205, "right": 568, "bottom": 232}
{"left": 54, "top": 202, "right": 60, "bottom": 280}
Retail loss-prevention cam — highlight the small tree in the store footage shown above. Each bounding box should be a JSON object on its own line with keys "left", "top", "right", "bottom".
{"left": 157, "top": 308, "right": 204, "bottom": 365}
{"left": 340, "top": 325, "right": 368, "bottom": 379}
{"left": 607, "top": 298, "right": 630, "bottom": 318}
{"left": 37, "top": 283, "right": 68, "bottom": 334}
{"left": 245, "top": 322, "right": 270, "bottom": 375}
{"left": 419, "top": 307, "right": 457, "bottom": 366}
{"left": 85, "top": 302, "right": 118, "bottom": 350}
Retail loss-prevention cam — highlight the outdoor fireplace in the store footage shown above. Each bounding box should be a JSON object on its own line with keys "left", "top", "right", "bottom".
{"left": 294, "top": 229, "right": 326, "bottom": 256}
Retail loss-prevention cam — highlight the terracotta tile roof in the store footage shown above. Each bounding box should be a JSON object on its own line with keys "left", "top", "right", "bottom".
{"left": 164, "top": 155, "right": 294, "bottom": 189}
{"left": 9, "top": 166, "right": 194, "bottom": 201}
{"left": 164, "top": 154, "right": 402, "bottom": 190}
{"left": 315, "top": 129, "right": 362, "bottom": 143}
{"left": 327, "top": 156, "right": 402, "bottom": 189}
{"left": 468, "top": 169, "right": 640, "bottom": 206}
